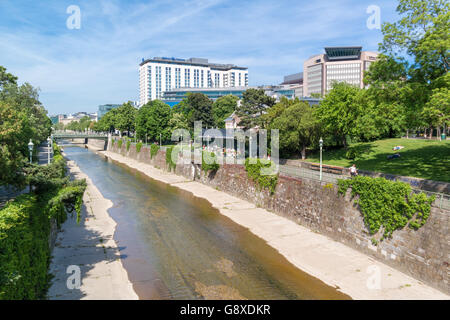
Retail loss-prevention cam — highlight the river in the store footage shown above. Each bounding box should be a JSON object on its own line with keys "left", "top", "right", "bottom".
{"left": 63, "top": 146, "right": 349, "bottom": 300}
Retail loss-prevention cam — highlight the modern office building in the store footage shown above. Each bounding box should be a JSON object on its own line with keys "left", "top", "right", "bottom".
{"left": 139, "top": 57, "right": 248, "bottom": 105}
{"left": 280, "top": 72, "right": 304, "bottom": 98}
{"left": 98, "top": 104, "right": 121, "bottom": 120}
{"left": 303, "top": 47, "right": 378, "bottom": 97}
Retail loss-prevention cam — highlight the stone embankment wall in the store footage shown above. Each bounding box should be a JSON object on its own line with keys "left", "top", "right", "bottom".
{"left": 108, "top": 141, "right": 449, "bottom": 294}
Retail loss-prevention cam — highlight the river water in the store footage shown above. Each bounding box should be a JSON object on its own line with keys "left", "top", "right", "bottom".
{"left": 63, "top": 146, "right": 349, "bottom": 300}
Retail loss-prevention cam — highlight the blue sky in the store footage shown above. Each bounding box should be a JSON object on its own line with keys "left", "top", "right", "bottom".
{"left": 0, "top": 0, "right": 399, "bottom": 115}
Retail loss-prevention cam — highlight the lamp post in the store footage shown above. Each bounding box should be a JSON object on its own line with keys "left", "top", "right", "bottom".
{"left": 28, "top": 139, "right": 34, "bottom": 164}
{"left": 319, "top": 137, "right": 323, "bottom": 181}
{"left": 47, "top": 137, "right": 52, "bottom": 164}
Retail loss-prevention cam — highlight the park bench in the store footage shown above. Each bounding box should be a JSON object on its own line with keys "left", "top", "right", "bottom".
{"left": 309, "top": 163, "right": 345, "bottom": 175}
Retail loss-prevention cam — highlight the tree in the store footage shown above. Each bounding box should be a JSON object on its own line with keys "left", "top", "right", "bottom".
{"left": 380, "top": 0, "right": 449, "bottom": 82}
{"left": 236, "top": 88, "right": 275, "bottom": 129}
{"left": 185, "top": 93, "right": 214, "bottom": 129}
{"left": 94, "top": 108, "right": 118, "bottom": 133}
{"left": 136, "top": 100, "right": 171, "bottom": 142}
{"left": 0, "top": 102, "right": 28, "bottom": 187}
{"left": 271, "top": 101, "right": 320, "bottom": 159}
{"left": 115, "top": 101, "right": 137, "bottom": 136}
{"left": 422, "top": 86, "right": 450, "bottom": 138}
{"left": 0, "top": 66, "right": 17, "bottom": 89}
{"left": 168, "top": 112, "right": 190, "bottom": 132}
{"left": 262, "top": 97, "right": 299, "bottom": 126}
{"left": 314, "top": 82, "right": 363, "bottom": 147}
{"left": 212, "top": 95, "right": 238, "bottom": 128}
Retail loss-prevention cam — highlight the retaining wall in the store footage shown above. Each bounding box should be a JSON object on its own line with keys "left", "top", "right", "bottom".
{"left": 108, "top": 141, "right": 449, "bottom": 294}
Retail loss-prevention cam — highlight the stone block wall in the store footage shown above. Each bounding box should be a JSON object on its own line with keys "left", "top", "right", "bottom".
{"left": 108, "top": 140, "right": 449, "bottom": 294}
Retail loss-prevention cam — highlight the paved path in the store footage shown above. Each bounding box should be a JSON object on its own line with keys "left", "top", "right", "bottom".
{"left": 47, "top": 158, "right": 138, "bottom": 300}
{"left": 103, "top": 150, "right": 449, "bottom": 300}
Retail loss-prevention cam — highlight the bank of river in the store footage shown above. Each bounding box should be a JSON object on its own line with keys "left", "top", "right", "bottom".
{"left": 61, "top": 146, "right": 349, "bottom": 300}
{"left": 100, "top": 148, "right": 448, "bottom": 300}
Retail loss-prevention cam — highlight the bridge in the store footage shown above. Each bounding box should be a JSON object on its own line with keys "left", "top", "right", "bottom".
{"left": 52, "top": 132, "right": 109, "bottom": 150}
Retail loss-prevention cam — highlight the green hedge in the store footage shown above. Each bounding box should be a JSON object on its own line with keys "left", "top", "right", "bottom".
{"left": 126, "top": 140, "right": 131, "bottom": 151}
{"left": 117, "top": 139, "right": 123, "bottom": 149}
{"left": 0, "top": 194, "right": 51, "bottom": 300}
{"left": 244, "top": 158, "right": 278, "bottom": 194}
{"left": 337, "top": 176, "right": 435, "bottom": 240}
{"left": 0, "top": 144, "right": 86, "bottom": 299}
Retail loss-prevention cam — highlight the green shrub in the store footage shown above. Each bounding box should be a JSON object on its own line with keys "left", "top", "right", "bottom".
{"left": 244, "top": 158, "right": 278, "bottom": 194}
{"left": 202, "top": 151, "right": 220, "bottom": 173}
{"left": 117, "top": 139, "right": 123, "bottom": 149}
{"left": 136, "top": 142, "right": 143, "bottom": 153}
{"left": 150, "top": 144, "right": 160, "bottom": 159}
{"left": 126, "top": 140, "right": 131, "bottom": 151}
{"left": 337, "top": 176, "right": 435, "bottom": 240}
{"left": 165, "top": 146, "right": 176, "bottom": 172}
{"left": 0, "top": 145, "right": 87, "bottom": 299}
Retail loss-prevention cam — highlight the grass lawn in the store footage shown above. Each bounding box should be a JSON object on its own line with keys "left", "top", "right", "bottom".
{"left": 305, "top": 138, "right": 450, "bottom": 182}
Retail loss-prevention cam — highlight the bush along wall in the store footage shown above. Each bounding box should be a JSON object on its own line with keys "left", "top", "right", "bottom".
{"left": 126, "top": 140, "right": 131, "bottom": 151}
{"left": 337, "top": 176, "right": 435, "bottom": 242}
{"left": 117, "top": 139, "right": 123, "bottom": 149}
{"left": 165, "top": 146, "right": 176, "bottom": 172}
{"left": 0, "top": 144, "right": 86, "bottom": 300}
{"left": 136, "top": 142, "right": 143, "bottom": 153}
{"left": 201, "top": 151, "right": 220, "bottom": 173}
{"left": 150, "top": 144, "right": 159, "bottom": 159}
{"left": 244, "top": 158, "right": 278, "bottom": 194}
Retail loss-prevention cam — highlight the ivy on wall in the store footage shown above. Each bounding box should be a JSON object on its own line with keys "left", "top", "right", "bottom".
{"left": 244, "top": 158, "right": 278, "bottom": 194}
{"left": 126, "top": 140, "right": 131, "bottom": 151}
{"left": 136, "top": 142, "right": 143, "bottom": 153}
{"left": 117, "top": 139, "right": 123, "bottom": 149}
{"left": 165, "top": 146, "right": 176, "bottom": 172}
{"left": 150, "top": 144, "right": 159, "bottom": 159}
{"left": 202, "top": 151, "right": 220, "bottom": 173}
{"left": 337, "top": 176, "right": 435, "bottom": 241}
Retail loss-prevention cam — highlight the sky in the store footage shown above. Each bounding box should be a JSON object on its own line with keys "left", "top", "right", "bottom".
{"left": 0, "top": 0, "right": 400, "bottom": 115}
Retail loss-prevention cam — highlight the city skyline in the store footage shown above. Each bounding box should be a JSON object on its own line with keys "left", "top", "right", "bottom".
{"left": 0, "top": 0, "right": 400, "bottom": 114}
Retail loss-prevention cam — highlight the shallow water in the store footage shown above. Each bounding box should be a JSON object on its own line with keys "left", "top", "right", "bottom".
{"left": 63, "top": 146, "right": 349, "bottom": 300}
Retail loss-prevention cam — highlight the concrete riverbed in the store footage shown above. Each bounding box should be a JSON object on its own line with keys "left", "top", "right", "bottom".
{"left": 100, "top": 149, "right": 448, "bottom": 300}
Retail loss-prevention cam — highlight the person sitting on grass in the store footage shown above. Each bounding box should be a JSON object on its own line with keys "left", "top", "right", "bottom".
{"left": 349, "top": 164, "right": 358, "bottom": 177}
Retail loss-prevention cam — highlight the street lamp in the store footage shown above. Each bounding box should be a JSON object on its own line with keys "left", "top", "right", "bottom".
{"left": 28, "top": 139, "right": 34, "bottom": 164}
{"left": 319, "top": 137, "right": 323, "bottom": 181}
{"left": 47, "top": 137, "right": 52, "bottom": 164}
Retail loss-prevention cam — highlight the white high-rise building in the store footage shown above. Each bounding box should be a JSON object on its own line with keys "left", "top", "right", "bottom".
{"left": 139, "top": 57, "right": 248, "bottom": 106}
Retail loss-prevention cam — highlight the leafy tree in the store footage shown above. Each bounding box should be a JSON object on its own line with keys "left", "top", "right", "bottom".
{"left": 0, "top": 66, "right": 17, "bottom": 89}
{"left": 314, "top": 82, "right": 363, "bottom": 147}
{"left": 271, "top": 101, "right": 320, "bottom": 159}
{"left": 94, "top": 108, "right": 118, "bottom": 133}
{"left": 422, "top": 85, "right": 450, "bottom": 138}
{"left": 212, "top": 95, "right": 238, "bottom": 128}
{"left": 136, "top": 100, "right": 172, "bottom": 142}
{"left": 262, "top": 97, "right": 299, "bottom": 126}
{"left": 184, "top": 93, "right": 214, "bottom": 130}
{"left": 115, "top": 101, "right": 137, "bottom": 136}
{"left": 236, "top": 88, "right": 275, "bottom": 129}
{"left": 168, "top": 112, "right": 190, "bottom": 132}
{"left": 380, "top": 0, "right": 449, "bottom": 82}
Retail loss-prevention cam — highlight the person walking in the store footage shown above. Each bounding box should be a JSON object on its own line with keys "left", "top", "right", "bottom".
{"left": 350, "top": 164, "right": 358, "bottom": 177}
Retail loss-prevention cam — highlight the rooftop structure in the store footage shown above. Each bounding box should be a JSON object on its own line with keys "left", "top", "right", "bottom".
{"left": 303, "top": 46, "right": 378, "bottom": 97}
